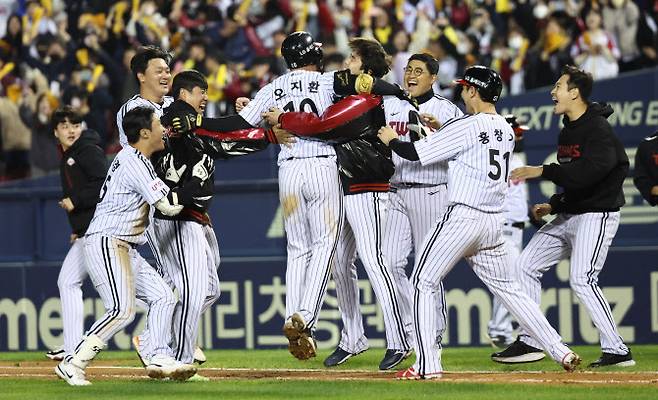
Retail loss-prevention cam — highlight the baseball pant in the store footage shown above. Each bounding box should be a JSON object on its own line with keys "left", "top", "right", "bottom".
{"left": 152, "top": 219, "right": 221, "bottom": 364}
{"left": 57, "top": 237, "right": 88, "bottom": 355}
{"left": 411, "top": 205, "right": 573, "bottom": 376}
{"left": 487, "top": 224, "right": 523, "bottom": 341}
{"left": 279, "top": 157, "right": 343, "bottom": 328}
{"left": 517, "top": 212, "right": 629, "bottom": 355}
{"left": 82, "top": 235, "right": 176, "bottom": 357}
{"left": 332, "top": 192, "right": 410, "bottom": 353}
{"left": 382, "top": 184, "right": 448, "bottom": 341}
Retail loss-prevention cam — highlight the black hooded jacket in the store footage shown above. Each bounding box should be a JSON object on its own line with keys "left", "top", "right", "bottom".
{"left": 633, "top": 132, "right": 658, "bottom": 206}
{"left": 541, "top": 103, "right": 629, "bottom": 214}
{"left": 59, "top": 130, "right": 109, "bottom": 235}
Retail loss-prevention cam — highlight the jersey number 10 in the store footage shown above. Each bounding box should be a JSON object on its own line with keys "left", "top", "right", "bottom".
{"left": 488, "top": 149, "right": 511, "bottom": 182}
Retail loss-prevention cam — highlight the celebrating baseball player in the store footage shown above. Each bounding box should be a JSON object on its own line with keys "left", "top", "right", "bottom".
{"left": 55, "top": 106, "right": 197, "bottom": 386}
{"left": 236, "top": 31, "right": 416, "bottom": 360}
{"left": 46, "top": 107, "right": 108, "bottom": 362}
{"left": 378, "top": 66, "right": 581, "bottom": 380}
{"left": 261, "top": 38, "right": 412, "bottom": 369}
{"left": 496, "top": 65, "right": 634, "bottom": 368}
{"left": 487, "top": 115, "right": 530, "bottom": 348}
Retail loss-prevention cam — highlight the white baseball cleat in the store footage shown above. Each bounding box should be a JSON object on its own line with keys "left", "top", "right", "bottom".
{"left": 562, "top": 352, "right": 582, "bottom": 372}
{"left": 193, "top": 346, "right": 207, "bottom": 365}
{"left": 55, "top": 360, "right": 91, "bottom": 386}
{"left": 145, "top": 354, "right": 197, "bottom": 381}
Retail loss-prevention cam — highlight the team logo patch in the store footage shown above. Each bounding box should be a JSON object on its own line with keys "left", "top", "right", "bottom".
{"left": 67, "top": 158, "right": 75, "bottom": 166}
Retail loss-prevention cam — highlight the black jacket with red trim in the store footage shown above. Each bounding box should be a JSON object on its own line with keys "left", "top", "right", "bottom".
{"left": 279, "top": 95, "right": 394, "bottom": 195}
{"left": 541, "top": 102, "right": 629, "bottom": 214}
{"left": 59, "top": 130, "right": 108, "bottom": 236}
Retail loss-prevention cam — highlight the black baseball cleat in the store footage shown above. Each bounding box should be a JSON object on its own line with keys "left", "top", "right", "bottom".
{"left": 323, "top": 347, "right": 364, "bottom": 367}
{"left": 46, "top": 347, "right": 65, "bottom": 361}
{"left": 379, "top": 349, "right": 412, "bottom": 370}
{"left": 588, "top": 351, "right": 636, "bottom": 368}
{"left": 491, "top": 338, "right": 546, "bottom": 363}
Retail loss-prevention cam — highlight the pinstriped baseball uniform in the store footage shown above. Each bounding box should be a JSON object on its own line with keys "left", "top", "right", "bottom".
{"left": 57, "top": 238, "right": 88, "bottom": 355}
{"left": 488, "top": 154, "right": 529, "bottom": 342}
{"left": 516, "top": 212, "right": 628, "bottom": 355}
{"left": 82, "top": 148, "right": 176, "bottom": 358}
{"left": 409, "top": 113, "right": 574, "bottom": 376}
{"left": 240, "top": 70, "right": 343, "bottom": 328}
{"left": 117, "top": 95, "right": 174, "bottom": 148}
{"left": 380, "top": 93, "right": 462, "bottom": 342}
{"left": 116, "top": 95, "right": 173, "bottom": 359}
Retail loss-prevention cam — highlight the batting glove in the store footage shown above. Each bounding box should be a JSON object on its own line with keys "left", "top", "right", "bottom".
{"left": 192, "top": 154, "right": 214, "bottom": 183}
{"left": 172, "top": 113, "right": 202, "bottom": 135}
{"left": 163, "top": 154, "right": 187, "bottom": 184}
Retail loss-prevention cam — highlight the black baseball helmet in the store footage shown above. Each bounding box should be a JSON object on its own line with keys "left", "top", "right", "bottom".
{"left": 281, "top": 31, "right": 323, "bottom": 70}
{"left": 455, "top": 66, "right": 503, "bottom": 103}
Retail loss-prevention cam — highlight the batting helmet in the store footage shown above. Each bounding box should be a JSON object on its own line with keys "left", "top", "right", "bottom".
{"left": 281, "top": 31, "right": 323, "bottom": 70}
{"left": 455, "top": 66, "right": 503, "bottom": 103}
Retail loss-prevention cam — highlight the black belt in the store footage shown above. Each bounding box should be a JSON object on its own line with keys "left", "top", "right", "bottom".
{"left": 504, "top": 222, "right": 525, "bottom": 229}
{"left": 392, "top": 182, "right": 444, "bottom": 189}
{"left": 284, "top": 155, "right": 332, "bottom": 161}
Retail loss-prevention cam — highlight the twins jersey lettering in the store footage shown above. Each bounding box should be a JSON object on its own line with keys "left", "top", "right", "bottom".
{"left": 117, "top": 95, "right": 174, "bottom": 147}
{"left": 384, "top": 95, "right": 463, "bottom": 185}
{"left": 239, "top": 70, "right": 336, "bottom": 164}
{"left": 86, "top": 148, "right": 169, "bottom": 244}
{"left": 415, "top": 113, "right": 515, "bottom": 212}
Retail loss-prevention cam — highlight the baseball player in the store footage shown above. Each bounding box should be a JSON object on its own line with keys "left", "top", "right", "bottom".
{"left": 379, "top": 53, "right": 463, "bottom": 367}
{"left": 150, "top": 69, "right": 284, "bottom": 370}
{"left": 497, "top": 65, "right": 634, "bottom": 368}
{"left": 378, "top": 66, "right": 581, "bottom": 380}
{"left": 236, "top": 31, "right": 416, "bottom": 360}
{"left": 46, "top": 107, "right": 108, "bottom": 361}
{"left": 117, "top": 47, "right": 208, "bottom": 368}
{"left": 633, "top": 131, "right": 658, "bottom": 206}
{"left": 487, "top": 115, "right": 530, "bottom": 348}
{"left": 262, "top": 38, "right": 414, "bottom": 369}
{"left": 55, "top": 106, "right": 197, "bottom": 386}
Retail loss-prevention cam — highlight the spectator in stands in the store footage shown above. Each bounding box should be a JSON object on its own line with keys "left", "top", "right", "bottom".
{"left": 27, "top": 93, "right": 60, "bottom": 177}
{"left": 0, "top": 13, "right": 22, "bottom": 61}
{"left": 0, "top": 94, "right": 31, "bottom": 180}
{"left": 571, "top": 8, "right": 620, "bottom": 80}
{"left": 602, "top": 0, "right": 641, "bottom": 71}
{"left": 525, "top": 11, "right": 575, "bottom": 89}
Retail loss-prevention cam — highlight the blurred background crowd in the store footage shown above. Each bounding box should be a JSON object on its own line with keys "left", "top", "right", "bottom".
{"left": 1, "top": 0, "right": 657, "bottom": 181}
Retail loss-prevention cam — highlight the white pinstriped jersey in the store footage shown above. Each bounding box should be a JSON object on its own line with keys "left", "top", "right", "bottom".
{"left": 117, "top": 95, "right": 174, "bottom": 147}
{"left": 504, "top": 154, "right": 529, "bottom": 223}
{"left": 384, "top": 94, "right": 463, "bottom": 185}
{"left": 86, "top": 148, "right": 170, "bottom": 244}
{"left": 239, "top": 70, "right": 336, "bottom": 164}
{"left": 415, "top": 113, "right": 515, "bottom": 213}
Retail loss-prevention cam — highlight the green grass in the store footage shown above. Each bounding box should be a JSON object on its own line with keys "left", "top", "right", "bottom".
{"left": 1, "top": 345, "right": 657, "bottom": 400}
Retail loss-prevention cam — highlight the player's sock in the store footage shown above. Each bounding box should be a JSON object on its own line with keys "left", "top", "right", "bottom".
{"left": 70, "top": 334, "right": 105, "bottom": 370}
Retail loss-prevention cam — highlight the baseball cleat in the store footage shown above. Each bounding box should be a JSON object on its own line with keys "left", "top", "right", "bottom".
{"left": 283, "top": 313, "right": 316, "bottom": 360}
{"left": 132, "top": 336, "right": 147, "bottom": 368}
{"left": 561, "top": 352, "right": 582, "bottom": 372}
{"left": 588, "top": 351, "right": 635, "bottom": 368}
{"left": 186, "top": 373, "right": 210, "bottom": 382}
{"left": 395, "top": 366, "right": 442, "bottom": 380}
{"left": 488, "top": 334, "right": 514, "bottom": 349}
{"left": 193, "top": 346, "right": 207, "bottom": 365}
{"left": 145, "top": 354, "right": 197, "bottom": 381}
{"left": 379, "top": 349, "right": 412, "bottom": 371}
{"left": 491, "top": 338, "right": 546, "bottom": 363}
{"left": 46, "top": 347, "right": 65, "bottom": 361}
{"left": 55, "top": 360, "right": 91, "bottom": 386}
{"left": 323, "top": 347, "right": 366, "bottom": 367}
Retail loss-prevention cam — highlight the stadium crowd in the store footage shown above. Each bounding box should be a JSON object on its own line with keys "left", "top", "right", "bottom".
{"left": 0, "top": 0, "right": 657, "bottom": 181}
